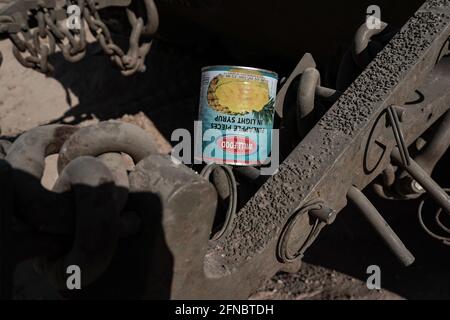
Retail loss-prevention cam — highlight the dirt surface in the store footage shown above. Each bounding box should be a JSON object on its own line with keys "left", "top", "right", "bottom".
{"left": 1, "top": 38, "right": 449, "bottom": 300}
{"left": 253, "top": 264, "right": 403, "bottom": 300}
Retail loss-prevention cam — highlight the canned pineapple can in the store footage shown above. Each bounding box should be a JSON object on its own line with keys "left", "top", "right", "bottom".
{"left": 198, "top": 65, "right": 278, "bottom": 166}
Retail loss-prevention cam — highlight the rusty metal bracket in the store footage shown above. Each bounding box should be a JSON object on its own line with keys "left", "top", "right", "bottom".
{"left": 180, "top": 0, "right": 450, "bottom": 299}
{"left": 100, "top": 0, "right": 450, "bottom": 299}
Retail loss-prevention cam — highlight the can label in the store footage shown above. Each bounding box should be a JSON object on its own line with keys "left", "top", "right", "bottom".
{"left": 198, "top": 66, "right": 278, "bottom": 166}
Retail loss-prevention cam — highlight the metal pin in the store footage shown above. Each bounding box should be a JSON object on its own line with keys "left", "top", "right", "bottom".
{"left": 347, "top": 186, "right": 415, "bottom": 267}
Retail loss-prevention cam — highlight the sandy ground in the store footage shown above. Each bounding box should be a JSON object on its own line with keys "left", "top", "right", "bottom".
{"left": 0, "top": 42, "right": 79, "bottom": 136}
{"left": 1, "top": 39, "right": 448, "bottom": 300}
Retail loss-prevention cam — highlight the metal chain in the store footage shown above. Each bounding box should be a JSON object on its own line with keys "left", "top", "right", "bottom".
{"left": 4, "top": 121, "right": 158, "bottom": 289}
{"left": 0, "top": 0, "right": 158, "bottom": 75}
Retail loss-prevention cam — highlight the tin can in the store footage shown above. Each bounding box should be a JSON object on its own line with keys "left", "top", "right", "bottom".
{"left": 198, "top": 65, "right": 278, "bottom": 166}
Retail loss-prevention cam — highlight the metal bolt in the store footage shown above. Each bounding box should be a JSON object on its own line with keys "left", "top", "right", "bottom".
{"left": 392, "top": 105, "right": 408, "bottom": 122}
{"left": 415, "top": 138, "right": 427, "bottom": 151}
{"left": 309, "top": 206, "right": 336, "bottom": 225}
{"left": 411, "top": 180, "right": 424, "bottom": 193}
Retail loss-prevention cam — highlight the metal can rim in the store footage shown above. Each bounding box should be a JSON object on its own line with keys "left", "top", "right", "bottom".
{"left": 201, "top": 65, "right": 278, "bottom": 80}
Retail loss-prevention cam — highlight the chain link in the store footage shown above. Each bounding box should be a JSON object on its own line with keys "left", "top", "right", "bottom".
{"left": 0, "top": 0, "right": 158, "bottom": 75}
{"left": 4, "top": 121, "right": 158, "bottom": 288}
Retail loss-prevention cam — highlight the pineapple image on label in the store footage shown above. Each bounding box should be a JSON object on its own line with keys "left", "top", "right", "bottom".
{"left": 198, "top": 66, "right": 278, "bottom": 166}
{"left": 207, "top": 72, "right": 269, "bottom": 112}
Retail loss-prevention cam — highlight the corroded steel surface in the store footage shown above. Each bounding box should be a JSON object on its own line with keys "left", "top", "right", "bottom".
{"left": 1, "top": 0, "right": 450, "bottom": 300}
{"left": 191, "top": 0, "right": 450, "bottom": 299}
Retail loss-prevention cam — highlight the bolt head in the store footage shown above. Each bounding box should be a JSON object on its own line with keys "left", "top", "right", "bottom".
{"left": 412, "top": 180, "right": 424, "bottom": 192}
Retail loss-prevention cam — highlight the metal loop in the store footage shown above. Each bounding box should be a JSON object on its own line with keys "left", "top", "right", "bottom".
{"left": 5, "top": 123, "right": 140, "bottom": 236}
{"left": 295, "top": 67, "right": 340, "bottom": 138}
{"left": 5, "top": 125, "right": 79, "bottom": 180}
{"left": 126, "top": 0, "right": 159, "bottom": 37}
{"left": 353, "top": 21, "right": 388, "bottom": 68}
{"left": 200, "top": 164, "right": 237, "bottom": 241}
{"left": 418, "top": 189, "right": 450, "bottom": 245}
{"left": 277, "top": 201, "right": 323, "bottom": 263}
{"left": 5, "top": 125, "right": 79, "bottom": 233}
{"left": 297, "top": 67, "right": 320, "bottom": 121}
{"left": 122, "top": 16, "right": 144, "bottom": 69}
{"left": 12, "top": 45, "right": 36, "bottom": 68}
{"left": 40, "top": 156, "right": 121, "bottom": 290}
{"left": 32, "top": 28, "right": 56, "bottom": 56}
{"left": 44, "top": 12, "right": 65, "bottom": 40}
{"left": 58, "top": 121, "right": 159, "bottom": 173}
{"left": 97, "top": 152, "right": 130, "bottom": 209}
{"left": 5, "top": 124, "right": 141, "bottom": 288}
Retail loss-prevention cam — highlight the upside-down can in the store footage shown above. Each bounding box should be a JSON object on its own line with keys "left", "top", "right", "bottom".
{"left": 198, "top": 65, "right": 278, "bottom": 166}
